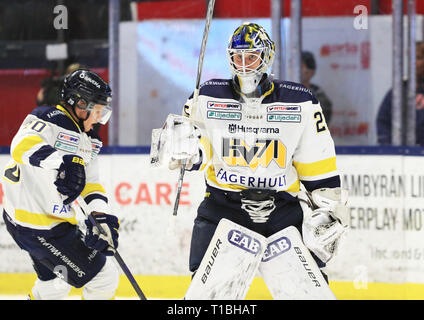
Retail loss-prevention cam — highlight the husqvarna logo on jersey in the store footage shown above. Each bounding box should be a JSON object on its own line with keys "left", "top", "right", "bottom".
{"left": 228, "top": 124, "right": 279, "bottom": 134}
{"left": 262, "top": 237, "right": 291, "bottom": 262}
{"left": 228, "top": 230, "right": 262, "bottom": 254}
{"left": 222, "top": 138, "right": 286, "bottom": 172}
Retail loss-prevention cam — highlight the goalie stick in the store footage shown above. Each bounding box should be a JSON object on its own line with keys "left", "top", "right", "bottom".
{"left": 76, "top": 196, "right": 147, "bottom": 300}
{"left": 171, "top": 0, "right": 216, "bottom": 220}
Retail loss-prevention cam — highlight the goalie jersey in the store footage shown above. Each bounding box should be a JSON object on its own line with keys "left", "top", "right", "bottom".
{"left": 184, "top": 78, "right": 340, "bottom": 194}
{"left": 2, "top": 105, "right": 109, "bottom": 235}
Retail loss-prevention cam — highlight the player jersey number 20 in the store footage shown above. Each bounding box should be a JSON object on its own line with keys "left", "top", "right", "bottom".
{"left": 222, "top": 138, "right": 286, "bottom": 172}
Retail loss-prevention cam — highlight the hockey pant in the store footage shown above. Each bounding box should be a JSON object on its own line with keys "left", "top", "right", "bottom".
{"left": 3, "top": 210, "right": 119, "bottom": 299}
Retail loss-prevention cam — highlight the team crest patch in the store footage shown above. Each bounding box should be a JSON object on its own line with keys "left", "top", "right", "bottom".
{"left": 267, "top": 105, "right": 301, "bottom": 113}
{"left": 267, "top": 114, "right": 301, "bottom": 123}
{"left": 207, "top": 110, "right": 242, "bottom": 121}
{"left": 207, "top": 101, "right": 241, "bottom": 110}
{"left": 222, "top": 137, "right": 286, "bottom": 172}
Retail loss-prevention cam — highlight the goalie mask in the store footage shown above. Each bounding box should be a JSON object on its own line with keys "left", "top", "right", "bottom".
{"left": 61, "top": 69, "right": 112, "bottom": 125}
{"left": 227, "top": 22, "right": 275, "bottom": 95}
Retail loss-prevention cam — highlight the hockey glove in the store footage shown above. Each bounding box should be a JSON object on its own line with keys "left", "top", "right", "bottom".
{"left": 302, "top": 207, "right": 347, "bottom": 263}
{"left": 55, "top": 155, "right": 86, "bottom": 205}
{"left": 300, "top": 187, "right": 349, "bottom": 263}
{"left": 310, "top": 187, "right": 349, "bottom": 226}
{"left": 84, "top": 213, "right": 119, "bottom": 256}
{"left": 167, "top": 115, "right": 201, "bottom": 170}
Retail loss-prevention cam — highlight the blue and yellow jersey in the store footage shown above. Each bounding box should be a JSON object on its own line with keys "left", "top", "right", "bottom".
{"left": 2, "top": 105, "right": 109, "bottom": 234}
{"left": 183, "top": 78, "right": 340, "bottom": 194}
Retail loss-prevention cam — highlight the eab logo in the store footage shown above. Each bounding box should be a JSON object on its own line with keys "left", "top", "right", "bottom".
{"left": 207, "top": 110, "right": 242, "bottom": 120}
{"left": 262, "top": 237, "right": 291, "bottom": 262}
{"left": 267, "top": 114, "right": 301, "bottom": 122}
{"left": 228, "top": 230, "right": 262, "bottom": 254}
{"left": 222, "top": 138, "right": 286, "bottom": 172}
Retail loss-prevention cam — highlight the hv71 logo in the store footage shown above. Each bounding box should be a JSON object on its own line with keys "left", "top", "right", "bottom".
{"left": 222, "top": 138, "right": 286, "bottom": 172}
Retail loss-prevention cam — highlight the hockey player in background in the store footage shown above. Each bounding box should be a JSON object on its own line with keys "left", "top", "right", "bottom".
{"left": 166, "top": 22, "right": 349, "bottom": 299}
{"left": 2, "top": 69, "right": 120, "bottom": 300}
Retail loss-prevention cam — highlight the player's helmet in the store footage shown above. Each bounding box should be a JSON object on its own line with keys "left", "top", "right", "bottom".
{"left": 61, "top": 69, "right": 112, "bottom": 124}
{"left": 227, "top": 22, "right": 275, "bottom": 78}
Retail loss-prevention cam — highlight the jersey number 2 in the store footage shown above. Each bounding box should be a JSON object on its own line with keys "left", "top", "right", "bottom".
{"left": 314, "top": 111, "right": 327, "bottom": 133}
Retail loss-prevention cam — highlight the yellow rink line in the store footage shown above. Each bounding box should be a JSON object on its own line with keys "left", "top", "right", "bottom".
{"left": 1, "top": 273, "right": 424, "bottom": 299}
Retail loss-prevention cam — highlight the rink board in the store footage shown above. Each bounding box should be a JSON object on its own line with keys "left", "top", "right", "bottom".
{"left": 2, "top": 147, "right": 424, "bottom": 299}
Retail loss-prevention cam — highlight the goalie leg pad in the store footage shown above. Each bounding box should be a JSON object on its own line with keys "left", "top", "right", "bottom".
{"left": 185, "top": 218, "right": 267, "bottom": 300}
{"left": 259, "top": 226, "right": 336, "bottom": 300}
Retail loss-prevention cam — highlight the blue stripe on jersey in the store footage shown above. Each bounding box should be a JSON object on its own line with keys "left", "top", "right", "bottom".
{"left": 28, "top": 144, "right": 58, "bottom": 167}
{"left": 302, "top": 175, "right": 341, "bottom": 192}
{"left": 268, "top": 80, "right": 319, "bottom": 104}
{"left": 31, "top": 105, "right": 81, "bottom": 133}
{"left": 84, "top": 193, "right": 108, "bottom": 204}
{"left": 198, "top": 79, "right": 239, "bottom": 100}
{"left": 197, "top": 77, "right": 319, "bottom": 104}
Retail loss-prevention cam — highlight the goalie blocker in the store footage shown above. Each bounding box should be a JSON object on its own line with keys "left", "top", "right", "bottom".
{"left": 185, "top": 218, "right": 336, "bottom": 300}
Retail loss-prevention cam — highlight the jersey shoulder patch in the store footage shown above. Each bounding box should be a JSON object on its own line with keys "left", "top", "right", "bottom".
{"left": 31, "top": 105, "right": 62, "bottom": 119}
{"left": 30, "top": 105, "right": 80, "bottom": 133}
{"left": 198, "top": 78, "right": 236, "bottom": 99}
{"left": 274, "top": 80, "right": 318, "bottom": 104}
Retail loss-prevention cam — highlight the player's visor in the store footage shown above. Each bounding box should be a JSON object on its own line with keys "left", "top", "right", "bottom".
{"left": 77, "top": 99, "right": 112, "bottom": 125}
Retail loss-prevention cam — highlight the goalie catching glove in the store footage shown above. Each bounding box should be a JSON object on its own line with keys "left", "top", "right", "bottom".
{"left": 301, "top": 187, "right": 349, "bottom": 263}
{"left": 150, "top": 114, "right": 202, "bottom": 170}
{"left": 167, "top": 115, "right": 201, "bottom": 170}
{"left": 84, "top": 213, "right": 120, "bottom": 256}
